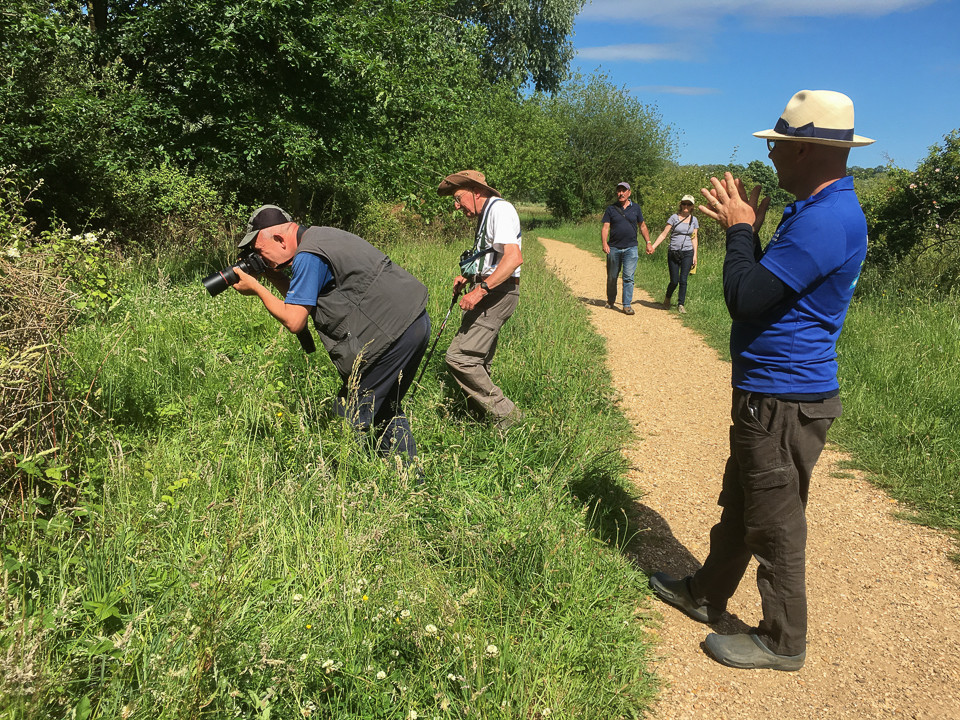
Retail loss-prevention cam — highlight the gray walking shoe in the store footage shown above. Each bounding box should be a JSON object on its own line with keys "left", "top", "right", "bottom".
{"left": 678, "top": 304, "right": 686, "bottom": 314}
{"left": 703, "top": 633, "right": 805, "bottom": 671}
{"left": 649, "top": 572, "right": 723, "bottom": 624}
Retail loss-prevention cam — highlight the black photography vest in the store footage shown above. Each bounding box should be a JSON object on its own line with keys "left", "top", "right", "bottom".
{"left": 296, "top": 227, "right": 428, "bottom": 376}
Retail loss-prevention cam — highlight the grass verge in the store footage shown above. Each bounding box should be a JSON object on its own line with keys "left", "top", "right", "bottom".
{"left": 1, "top": 235, "right": 658, "bottom": 718}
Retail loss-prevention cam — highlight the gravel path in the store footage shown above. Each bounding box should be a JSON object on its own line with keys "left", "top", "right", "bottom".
{"left": 539, "top": 237, "right": 960, "bottom": 720}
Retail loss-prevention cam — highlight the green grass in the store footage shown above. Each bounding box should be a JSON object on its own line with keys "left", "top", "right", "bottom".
{"left": 539, "top": 220, "right": 960, "bottom": 539}
{"left": 2, "top": 236, "right": 657, "bottom": 718}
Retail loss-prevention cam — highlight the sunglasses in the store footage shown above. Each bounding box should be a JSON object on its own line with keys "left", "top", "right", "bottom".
{"left": 767, "top": 139, "right": 778, "bottom": 152}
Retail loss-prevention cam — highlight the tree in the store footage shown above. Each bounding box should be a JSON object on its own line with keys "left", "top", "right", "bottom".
{"left": 544, "top": 73, "right": 676, "bottom": 218}
{"left": 450, "top": 0, "right": 586, "bottom": 92}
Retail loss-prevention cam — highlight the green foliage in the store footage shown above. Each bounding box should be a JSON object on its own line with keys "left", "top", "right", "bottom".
{"left": 0, "top": 1, "right": 167, "bottom": 232}
{"left": 862, "top": 129, "right": 960, "bottom": 293}
{"left": 450, "top": 0, "right": 587, "bottom": 92}
{"left": 544, "top": 73, "right": 676, "bottom": 218}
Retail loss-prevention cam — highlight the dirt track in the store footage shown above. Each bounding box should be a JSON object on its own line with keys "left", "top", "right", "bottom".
{"left": 539, "top": 237, "right": 960, "bottom": 720}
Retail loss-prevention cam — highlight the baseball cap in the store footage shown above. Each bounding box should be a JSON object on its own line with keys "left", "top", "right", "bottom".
{"left": 238, "top": 205, "right": 292, "bottom": 250}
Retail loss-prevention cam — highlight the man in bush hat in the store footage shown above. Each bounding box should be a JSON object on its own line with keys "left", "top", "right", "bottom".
{"left": 231, "top": 205, "right": 431, "bottom": 464}
{"left": 437, "top": 170, "right": 524, "bottom": 429}
{"left": 648, "top": 90, "right": 873, "bottom": 671}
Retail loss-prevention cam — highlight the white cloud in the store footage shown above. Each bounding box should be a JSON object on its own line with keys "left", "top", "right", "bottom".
{"left": 577, "top": 43, "right": 690, "bottom": 62}
{"left": 580, "top": 0, "right": 936, "bottom": 23}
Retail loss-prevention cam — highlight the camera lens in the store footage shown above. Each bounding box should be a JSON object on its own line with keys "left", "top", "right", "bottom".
{"left": 201, "top": 266, "right": 239, "bottom": 296}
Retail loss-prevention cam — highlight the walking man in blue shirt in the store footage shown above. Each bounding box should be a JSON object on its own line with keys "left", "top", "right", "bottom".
{"left": 601, "top": 182, "right": 650, "bottom": 315}
{"left": 648, "top": 90, "right": 873, "bottom": 671}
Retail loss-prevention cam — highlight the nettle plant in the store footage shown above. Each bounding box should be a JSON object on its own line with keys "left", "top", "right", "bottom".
{"left": 40, "top": 227, "right": 122, "bottom": 313}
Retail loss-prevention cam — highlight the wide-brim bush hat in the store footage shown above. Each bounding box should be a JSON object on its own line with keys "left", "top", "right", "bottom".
{"left": 238, "top": 205, "right": 292, "bottom": 250}
{"left": 753, "top": 90, "right": 874, "bottom": 148}
{"left": 437, "top": 170, "right": 502, "bottom": 198}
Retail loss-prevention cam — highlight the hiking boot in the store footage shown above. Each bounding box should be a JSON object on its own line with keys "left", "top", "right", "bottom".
{"left": 649, "top": 572, "right": 722, "bottom": 624}
{"left": 662, "top": 295, "right": 671, "bottom": 309}
{"left": 623, "top": 306, "right": 635, "bottom": 315}
{"left": 678, "top": 304, "right": 686, "bottom": 314}
{"left": 703, "top": 633, "right": 805, "bottom": 672}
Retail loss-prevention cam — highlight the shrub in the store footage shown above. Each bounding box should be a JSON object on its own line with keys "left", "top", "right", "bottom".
{"left": 863, "top": 129, "right": 960, "bottom": 294}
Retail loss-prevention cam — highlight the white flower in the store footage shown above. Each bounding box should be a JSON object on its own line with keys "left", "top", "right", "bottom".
{"left": 299, "top": 653, "right": 309, "bottom": 662}
{"left": 400, "top": 609, "right": 411, "bottom": 618}
{"left": 542, "top": 709, "right": 552, "bottom": 717}
{"left": 4, "top": 247, "right": 20, "bottom": 258}
{"left": 322, "top": 659, "right": 335, "bottom": 669}
{"left": 484, "top": 644, "right": 499, "bottom": 658}
{"left": 408, "top": 711, "right": 418, "bottom": 720}
{"left": 376, "top": 670, "right": 387, "bottom": 680}
{"left": 292, "top": 593, "right": 304, "bottom": 603}
{"left": 447, "top": 673, "right": 458, "bottom": 681}
{"left": 425, "top": 624, "right": 438, "bottom": 636}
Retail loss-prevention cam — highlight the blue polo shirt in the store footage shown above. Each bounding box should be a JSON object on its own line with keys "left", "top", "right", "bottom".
{"left": 731, "top": 176, "right": 867, "bottom": 394}
{"left": 602, "top": 201, "right": 645, "bottom": 249}
{"left": 285, "top": 252, "right": 334, "bottom": 307}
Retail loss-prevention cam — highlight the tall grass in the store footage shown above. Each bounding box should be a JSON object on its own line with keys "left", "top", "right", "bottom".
{"left": 541, "top": 219, "right": 960, "bottom": 540}
{"left": 1, "top": 236, "right": 657, "bottom": 717}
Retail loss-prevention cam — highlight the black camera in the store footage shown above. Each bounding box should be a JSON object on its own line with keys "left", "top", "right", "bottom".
{"left": 201, "top": 251, "right": 269, "bottom": 297}
{"left": 201, "top": 251, "right": 316, "bottom": 354}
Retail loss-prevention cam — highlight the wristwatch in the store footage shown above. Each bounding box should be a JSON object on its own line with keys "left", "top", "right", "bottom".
{"left": 480, "top": 281, "right": 490, "bottom": 292}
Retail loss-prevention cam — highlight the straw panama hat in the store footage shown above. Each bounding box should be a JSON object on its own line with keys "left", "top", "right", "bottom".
{"left": 437, "top": 170, "right": 502, "bottom": 198}
{"left": 753, "top": 90, "right": 874, "bottom": 148}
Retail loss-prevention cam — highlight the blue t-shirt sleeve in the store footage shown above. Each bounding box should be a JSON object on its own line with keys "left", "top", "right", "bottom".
{"left": 761, "top": 212, "right": 841, "bottom": 293}
{"left": 601, "top": 207, "right": 615, "bottom": 223}
{"left": 285, "top": 252, "right": 333, "bottom": 307}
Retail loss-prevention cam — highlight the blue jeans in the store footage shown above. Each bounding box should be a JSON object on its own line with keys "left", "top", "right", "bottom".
{"left": 606, "top": 245, "right": 639, "bottom": 307}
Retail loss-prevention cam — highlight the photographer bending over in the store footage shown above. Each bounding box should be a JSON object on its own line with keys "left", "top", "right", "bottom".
{"left": 231, "top": 205, "right": 430, "bottom": 462}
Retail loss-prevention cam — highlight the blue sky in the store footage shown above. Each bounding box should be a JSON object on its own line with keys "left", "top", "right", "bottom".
{"left": 571, "top": 0, "right": 960, "bottom": 170}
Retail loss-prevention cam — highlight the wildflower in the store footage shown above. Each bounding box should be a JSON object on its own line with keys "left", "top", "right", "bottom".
{"left": 425, "top": 624, "right": 438, "bottom": 636}
{"left": 299, "top": 653, "right": 309, "bottom": 662}
{"left": 362, "top": 595, "right": 369, "bottom": 602}
{"left": 376, "top": 670, "right": 387, "bottom": 680}
{"left": 322, "top": 659, "right": 335, "bottom": 669}
{"left": 305, "top": 624, "right": 313, "bottom": 630}
{"left": 292, "top": 593, "right": 304, "bottom": 603}
{"left": 408, "top": 711, "right": 418, "bottom": 720}
{"left": 400, "top": 609, "right": 411, "bottom": 618}
{"left": 542, "top": 709, "right": 552, "bottom": 717}
{"left": 447, "top": 673, "right": 458, "bottom": 681}
{"left": 4, "top": 247, "right": 20, "bottom": 259}
{"left": 909, "top": 183, "right": 918, "bottom": 189}
{"left": 485, "top": 644, "right": 499, "bottom": 658}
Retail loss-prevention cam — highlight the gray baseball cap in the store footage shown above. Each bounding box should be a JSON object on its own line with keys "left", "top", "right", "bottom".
{"left": 238, "top": 205, "right": 292, "bottom": 250}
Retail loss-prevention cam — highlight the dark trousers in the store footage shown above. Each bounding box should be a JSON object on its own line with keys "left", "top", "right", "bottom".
{"left": 666, "top": 249, "right": 694, "bottom": 305}
{"left": 336, "top": 311, "right": 430, "bottom": 460}
{"left": 689, "top": 390, "right": 841, "bottom": 655}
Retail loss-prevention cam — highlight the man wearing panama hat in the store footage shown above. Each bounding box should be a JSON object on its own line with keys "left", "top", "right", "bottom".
{"left": 437, "top": 170, "right": 524, "bottom": 430}
{"left": 648, "top": 90, "right": 873, "bottom": 671}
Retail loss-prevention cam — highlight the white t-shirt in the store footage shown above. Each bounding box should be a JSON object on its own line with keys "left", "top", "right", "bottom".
{"left": 481, "top": 199, "right": 522, "bottom": 278}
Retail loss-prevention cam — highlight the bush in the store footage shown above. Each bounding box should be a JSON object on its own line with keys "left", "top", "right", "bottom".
{"left": 863, "top": 129, "right": 960, "bottom": 293}
{"left": 0, "top": 169, "right": 78, "bottom": 496}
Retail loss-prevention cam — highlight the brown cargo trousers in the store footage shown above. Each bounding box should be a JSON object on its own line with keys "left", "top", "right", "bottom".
{"left": 445, "top": 284, "right": 519, "bottom": 421}
{"left": 690, "top": 389, "right": 842, "bottom": 656}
